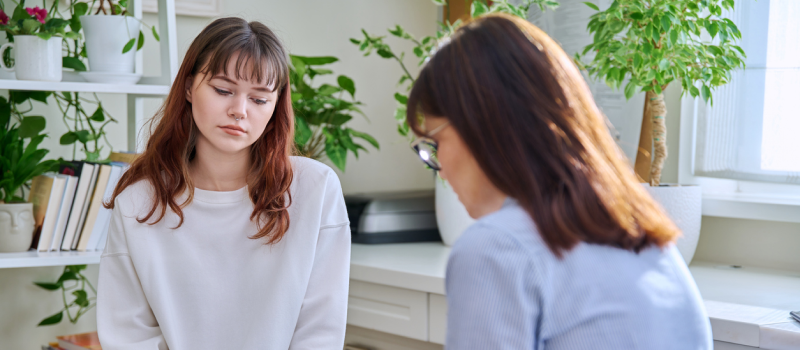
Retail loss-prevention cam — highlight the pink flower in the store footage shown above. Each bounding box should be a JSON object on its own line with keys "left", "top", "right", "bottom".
{"left": 0, "top": 10, "right": 8, "bottom": 25}
{"left": 25, "top": 7, "right": 47, "bottom": 24}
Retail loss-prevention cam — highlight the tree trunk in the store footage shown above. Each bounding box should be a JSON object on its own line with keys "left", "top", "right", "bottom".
{"left": 647, "top": 90, "right": 668, "bottom": 186}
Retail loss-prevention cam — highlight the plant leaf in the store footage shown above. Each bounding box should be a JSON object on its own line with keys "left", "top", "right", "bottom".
{"left": 91, "top": 105, "right": 105, "bottom": 122}
{"left": 349, "top": 129, "right": 379, "bottom": 149}
{"left": 60, "top": 132, "right": 78, "bottom": 145}
{"left": 582, "top": 2, "right": 600, "bottom": 11}
{"left": 19, "top": 116, "right": 46, "bottom": 138}
{"left": 292, "top": 55, "right": 338, "bottom": 66}
{"left": 325, "top": 143, "right": 347, "bottom": 171}
{"left": 74, "top": 2, "right": 89, "bottom": 16}
{"left": 63, "top": 57, "right": 87, "bottom": 72}
{"left": 34, "top": 282, "right": 61, "bottom": 290}
{"left": 152, "top": 26, "right": 160, "bottom": 41}
{"left": 337, "top": 75, "right": 355, "bottom": 98}
{"left": 701, "top": 85, "right": 711, "bottom": 103}
{"left": 38, "top": 311, "right": 63, "bottom": 326}
{"left": 294, "top": 116, "right": 312, "bottom": 146}
{"left": 137, "top": 30, "right": 145, "bottom": 51}
{"left": 122, "top": 38, "right": 136, "bottom": 54}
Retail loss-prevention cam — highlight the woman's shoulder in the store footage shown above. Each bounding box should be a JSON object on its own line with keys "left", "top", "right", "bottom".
{"left": 113, "top": 178, "right": 157, "bottom": 218}
{"left": 456, "top": 201, "right": 548, "bottom": 258}
{"left": 290, "top": 156, "right": 341, "bottom": 190}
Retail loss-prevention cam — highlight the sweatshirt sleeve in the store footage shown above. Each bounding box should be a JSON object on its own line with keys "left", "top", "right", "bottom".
{"left": 445, "top": 223, "right": 540, "bottom": 350}
{"left": 288, "top": 171, "right": 351, "bottom": 350}
{"left": 97, "top": 202, "right": 168, "bottom": 350}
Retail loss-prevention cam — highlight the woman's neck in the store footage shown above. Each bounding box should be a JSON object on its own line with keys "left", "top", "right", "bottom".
{"left": 189, "top": 139, "right": 250, "bottom": 192}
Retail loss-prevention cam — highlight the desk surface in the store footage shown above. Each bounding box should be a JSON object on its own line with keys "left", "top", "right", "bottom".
{"left": 351, "top": 242, "right": 800, "bottom": 349}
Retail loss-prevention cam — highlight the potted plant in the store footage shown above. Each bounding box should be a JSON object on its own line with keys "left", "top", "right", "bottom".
{"left": 0, "top": 1, "right": 76, "bottom": 81}
{"left": 76, "top": 0, "right": 159, "bottom": 78}
{"left": 0, "top": 95, "right": 62, "bottom": 252}
{"left": 574, "top": 0, "right": 746, "bottom": 262}
{"left": 351, "top": 0, "right": 558, "bottom": 246}
{"left": 290, "top": 54, "right": 379, "bottom": 171}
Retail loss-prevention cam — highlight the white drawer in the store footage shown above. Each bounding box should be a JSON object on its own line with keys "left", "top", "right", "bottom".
{"left": 347, "top": 280, "right": 429, "bottom": 341}
{"left": 428, "top": 293, "right": 447, "bottom": 345}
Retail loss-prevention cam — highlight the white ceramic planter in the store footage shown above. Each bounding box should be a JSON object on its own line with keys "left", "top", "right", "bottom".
{"left": 0, "top": 35, "right": 62, "bottom": 81}
{"left": 434, "top": 178, "right": 476, "bottom": 246}
{"left": 645, "top": 184, "right": 703, "bottom": 264}
{"left": 0, "top": 202, "right": 36, "bottom": 252}
{"left": 80, "top": 15, "right": 140, "bottom": 73}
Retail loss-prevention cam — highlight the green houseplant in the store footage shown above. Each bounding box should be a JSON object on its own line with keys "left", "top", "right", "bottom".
{"left": 0, "top": 94, "right": 63, "bottom": 253}
{"left": 0, "top": 1, "right": 76, "bottom": 81}
{"left": 290, "top": 54, "right": 379, "bottom": 171}
{"left": 574, "top": 0, "right": 745, "bottom": 263}
{"left": 0, "top": 94, "right": 61, "bottom": 204}
{"left": 575, "top": 0, "right": 745, "bottom": 186}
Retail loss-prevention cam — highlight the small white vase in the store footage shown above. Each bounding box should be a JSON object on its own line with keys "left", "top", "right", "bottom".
{"left": 0, "top": 202, "right": 36, "bottom": 252}
{"left": 0, "top": 35, "right": 62, "bottom": 82}
{"left": 435, "top": 178, "right": 476, "bottom": 246}
{"left": 645, "top": 184, "right": 703, "bottom": 264}
{"left": 80, "top": 15, "right": 140, "bottom": 73}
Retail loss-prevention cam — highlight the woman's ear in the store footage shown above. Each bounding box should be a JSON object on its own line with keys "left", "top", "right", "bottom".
{"left": 185, "top": 76, "right": 194, "bottom": 103}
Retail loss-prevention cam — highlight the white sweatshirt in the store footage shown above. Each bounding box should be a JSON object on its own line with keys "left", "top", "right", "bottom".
{"left": 97, "top": 157, "right": 351, "bottom": 350}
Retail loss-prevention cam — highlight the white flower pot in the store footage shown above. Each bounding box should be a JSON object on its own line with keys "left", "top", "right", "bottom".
{"left": 645, "top": 184, "right": 703, "bottom": 264}
{"left": 435, "top": 178, "right": 476, "bottom": 246}
{"left": 0, "top": 202, "right": 36, "bottom": 252}
{"left": 80, "top": 15, "right": 140, "bottom": 73}
{"left": 0, "top": 35, "right": 62, "bottom": 82}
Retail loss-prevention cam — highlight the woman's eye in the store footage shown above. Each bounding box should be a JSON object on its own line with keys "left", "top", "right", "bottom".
{"left": 252, "top": 99, "right": 267, "bottom": 105}
{"left": 214, "top": 88, "right": 231, "bottom": 96}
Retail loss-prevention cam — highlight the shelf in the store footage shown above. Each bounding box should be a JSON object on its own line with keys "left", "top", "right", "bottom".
{"left": 0, "top": 250, "right": 102, "bottom": 269}
{"left": 0, "top": 79, "right": 170, "bottom": 95}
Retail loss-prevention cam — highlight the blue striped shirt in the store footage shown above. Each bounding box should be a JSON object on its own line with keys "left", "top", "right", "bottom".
{"left": 445, "top": 199, "right": 712, "bottom": 349}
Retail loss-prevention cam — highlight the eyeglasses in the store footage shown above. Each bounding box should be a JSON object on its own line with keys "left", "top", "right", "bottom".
{"left": 410, "top": 121, "right": 449, "bottom": 171}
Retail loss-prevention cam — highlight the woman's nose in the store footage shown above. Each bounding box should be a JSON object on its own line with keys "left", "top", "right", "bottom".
{"left": 229, "top": 96, "right": 247, "bottom": 119}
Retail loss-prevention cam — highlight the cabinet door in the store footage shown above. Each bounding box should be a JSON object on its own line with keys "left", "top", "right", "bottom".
{"left": 428, "top": 293, "right": 447, "bottom": 345}
{"left": 348, "top": 280, "right": 429, "bottom": 341}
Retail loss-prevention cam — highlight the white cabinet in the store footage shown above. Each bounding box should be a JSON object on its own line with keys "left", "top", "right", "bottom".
{"left": 428, "top": 294, "right": 447, "bottom": 345}
{"left": 347, "top": 280, "right": 430, "bottom": 341}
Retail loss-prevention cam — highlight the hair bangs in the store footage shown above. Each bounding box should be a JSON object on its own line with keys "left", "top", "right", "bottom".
{"left": 196, "top": 23, "right": 288, "bottom": 93}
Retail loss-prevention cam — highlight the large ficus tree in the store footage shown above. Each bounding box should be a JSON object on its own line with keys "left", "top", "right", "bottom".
{"left": 575, "top": 0, "right": 745, "bottom": 185}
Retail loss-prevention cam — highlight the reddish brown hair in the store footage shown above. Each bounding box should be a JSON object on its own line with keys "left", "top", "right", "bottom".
{"left": 407, "top": 14, "right": 680, "bottom": 257}
{"left": 105, "top": 17, "right": 295, "bottom": 244}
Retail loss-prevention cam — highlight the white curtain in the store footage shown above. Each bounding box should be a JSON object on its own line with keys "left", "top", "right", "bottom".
{"left": 694, "top": 0, "right": 800, "bottom": 184}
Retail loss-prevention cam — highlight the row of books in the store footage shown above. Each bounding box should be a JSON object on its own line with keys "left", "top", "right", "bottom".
{"left": 29, "top": 152, "right": 137, "bottom": 253}
{"left": 42, "top": 331, "right": 101, "bottom": 350}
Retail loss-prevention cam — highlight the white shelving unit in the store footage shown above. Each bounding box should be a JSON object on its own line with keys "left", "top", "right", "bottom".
{"left": 0, "top": 0, "right": 178, "bottom": 269}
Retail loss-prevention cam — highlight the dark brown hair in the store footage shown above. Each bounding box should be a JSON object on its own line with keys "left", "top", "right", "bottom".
{"left": 105, "top": 17, "right": 295, "bottom": 244}
{"left": 407, "top": 14, "right": 679, "bottom": 257}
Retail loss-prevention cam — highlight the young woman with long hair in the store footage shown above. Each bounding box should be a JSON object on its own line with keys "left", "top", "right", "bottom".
{"left": 97, "top": 17, "right": 350, "bottom": 349}
{"left": 407, "top": 14, "right": 712, "bottom": 349}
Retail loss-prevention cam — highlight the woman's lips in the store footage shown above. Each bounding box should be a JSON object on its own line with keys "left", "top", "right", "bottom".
{"left": 220, "top": 125, "right": 245, "bottom": 136}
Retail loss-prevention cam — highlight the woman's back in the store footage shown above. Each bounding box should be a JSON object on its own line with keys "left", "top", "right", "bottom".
{"left": 445, "top": 199, "right": 712, "bottom": 349}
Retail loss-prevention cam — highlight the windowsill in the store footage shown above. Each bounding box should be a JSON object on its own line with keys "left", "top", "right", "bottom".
{"left": 702, "top": 192, "right": 800, "bottom": 223}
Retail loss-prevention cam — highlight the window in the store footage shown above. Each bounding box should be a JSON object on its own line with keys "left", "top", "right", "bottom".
{"left": 693, "top": 0, "right": 800, "bottom": 184}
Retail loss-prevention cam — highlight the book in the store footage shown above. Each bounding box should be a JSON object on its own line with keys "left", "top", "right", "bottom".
{"left": 70, "top": 163, "right": 100, "bottom": 250}
{"left": 94, "top": 162, "right": 132, "bottom": 251}
{"left": 107, "top": 151, "right": 140, "bottom": 164}
{"left": 49, "top": 175, "right": 78, "bottom": 251}
{"left": 29, "top": 175, "right": 55, "bottom": 250}
{"left": 56, "top": 331, "right": 101, "bottom": 350}
{"left": 77, "top": 165, "right": 112, "bottom": 251}
{"left": 87, "top": 164, "right": 123, "bottom": 251}
{"left": 61, "top": 162, "right": 96, "bottom": 251}
{"left": 33, "top": 175, "right": 67, "bottom": 252}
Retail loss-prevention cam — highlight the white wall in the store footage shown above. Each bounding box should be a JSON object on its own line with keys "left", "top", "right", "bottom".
{"left": 0, "top": 1, "right": 438, "bottom": 349}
